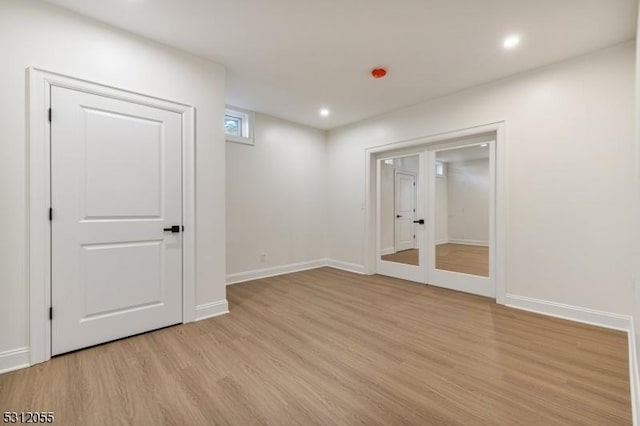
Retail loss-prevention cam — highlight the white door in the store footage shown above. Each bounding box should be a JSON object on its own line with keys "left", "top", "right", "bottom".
{"left": 51, "top": 86, "right": 183, "bottom": 355}
{"left": 394, "top": 171, "right": 416, "bottom": 252}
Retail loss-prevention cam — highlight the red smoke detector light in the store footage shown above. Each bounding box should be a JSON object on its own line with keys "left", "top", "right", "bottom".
{"left": 371, "top": 68, "right": 387, "bottom": 79}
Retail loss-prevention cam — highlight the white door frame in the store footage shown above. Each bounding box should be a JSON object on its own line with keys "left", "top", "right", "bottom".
{"left": 27, "top": 68, "right": 196, "bottom": 365}
{"left": 364, "top": 121, "right": 507, "bottom": 304}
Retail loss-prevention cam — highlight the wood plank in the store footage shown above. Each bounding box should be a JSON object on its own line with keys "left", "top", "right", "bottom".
{"left": 0, "top": 267, "right": 631, "bottom": 425}
{"left": 381, "top": 244, "right": 489, "bottom": 277}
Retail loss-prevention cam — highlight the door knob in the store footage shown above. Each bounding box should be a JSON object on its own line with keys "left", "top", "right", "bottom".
{"left": 163, "top": 225, "right": 181, "bottom": 233}
{"left": 396, "top": 215, "right": 402, "bottom": 218}
{"left": 413, "top": 219, "right": 425, "bottom": 224}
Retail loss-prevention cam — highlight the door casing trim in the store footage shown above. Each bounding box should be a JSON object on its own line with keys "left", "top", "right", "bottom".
{"left": 27, "top": 67, "right": 196, "bottom": 365}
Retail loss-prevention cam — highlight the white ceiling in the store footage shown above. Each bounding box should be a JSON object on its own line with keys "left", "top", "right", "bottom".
{"left": 44, "top": 0, "right": 637, "bottom": 130}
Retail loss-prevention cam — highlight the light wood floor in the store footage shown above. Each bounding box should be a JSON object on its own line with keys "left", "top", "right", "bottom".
{"left": 382, "top": 248, "right": 419, "bottom": 265}
{"left": 381, "top": 244, "right": 489, "bottom": 277}
{"left": 437, "top": 243, "right": 489, "bottom": 276}
{"left": 0, "top": 268, "right": 631, "bottom": 425}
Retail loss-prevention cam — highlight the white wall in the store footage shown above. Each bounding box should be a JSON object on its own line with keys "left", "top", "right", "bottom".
{"left": 226, "top": 113, "right": 327, "bottom": 277}
{"left": 395, "top": 156, "right": 419, "bottom": 173}
{"left": 0, "top": 0, "right": 226, "bottom": 359}
{"left": 328, "top": 42, "right": 635, "bottom": 315}
{"left": 446, "top": 159, "right": 490, "bottom": 246}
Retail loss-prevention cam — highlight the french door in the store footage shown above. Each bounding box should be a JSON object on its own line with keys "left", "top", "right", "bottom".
{"left": 376, "top": 140, "right": 496, "bottom": 298}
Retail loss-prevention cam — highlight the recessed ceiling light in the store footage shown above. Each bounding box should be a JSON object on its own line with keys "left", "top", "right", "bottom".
{"left": 502, "top": 35, "right": 521, "bottom": 50}
{"left": 320, "top": 108, "right": 330, "bottom": 117}
{"left": 481, "top": 143, "right": 488, "bottom": 147}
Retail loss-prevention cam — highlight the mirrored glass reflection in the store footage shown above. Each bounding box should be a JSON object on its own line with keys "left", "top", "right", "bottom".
{"left": 435, "top": 145, "right": 489, "bottom": 277}
{"left": 379, "top": 155, "right": 419, "bottom": 266}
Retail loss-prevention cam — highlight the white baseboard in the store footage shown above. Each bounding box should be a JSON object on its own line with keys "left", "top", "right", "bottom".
{"left": 505, "top": 294, "right": 631, "bottom": 331}
{"left": 628, "top": 320, "right": 639, "bottom": 426}
{"left": 436, "top": 239, "right": 449, "bottom": 245}
{"left": 195, "top": 299, "right": 229, "bottom": 321}
{"left": 226, "top": 259, "right": 328, "bottom": 285}
{"left": 448, "top": 238, "right": 489, "bottom": 247}
{"left": 0, "top": 347, "right": 30, "bottom": 375}
{"left": 326, "top": 259, "right": 365, "bottom": 274}
{"left": 381, "top": 247, "right": 395, "bottom": 255}
{"left": 226, "top": 258, "right": 366, "bottom": 287}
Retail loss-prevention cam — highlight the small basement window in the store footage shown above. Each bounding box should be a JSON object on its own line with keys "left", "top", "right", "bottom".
{"left": 225, "top": 106, "right": 254, "bottom": 145}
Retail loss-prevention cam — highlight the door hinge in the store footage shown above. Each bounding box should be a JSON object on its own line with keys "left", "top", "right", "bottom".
{"left": 49, "top": 208, "right": 52, "bottom": 221}
{"left": 413, "top": 235, "right": 416, "bottom": 239}
{"left": 49, "top": 307, "right": 53, "bottom": 320}
{"left": 182, "top": 225, "right": 185, "bottom": 232}
{"left": 413, "top": 182, "right": 416, "bottom": 186}
{"left": 48, "top": 108, "right": 52, "bottom": 123}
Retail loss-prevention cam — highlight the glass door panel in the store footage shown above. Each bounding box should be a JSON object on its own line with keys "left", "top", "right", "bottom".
{"left": 376, "top": 153, "right": 426, "bottom": 283}
{"left": 428, "top": 142, "right": 496, "bottom": 298}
